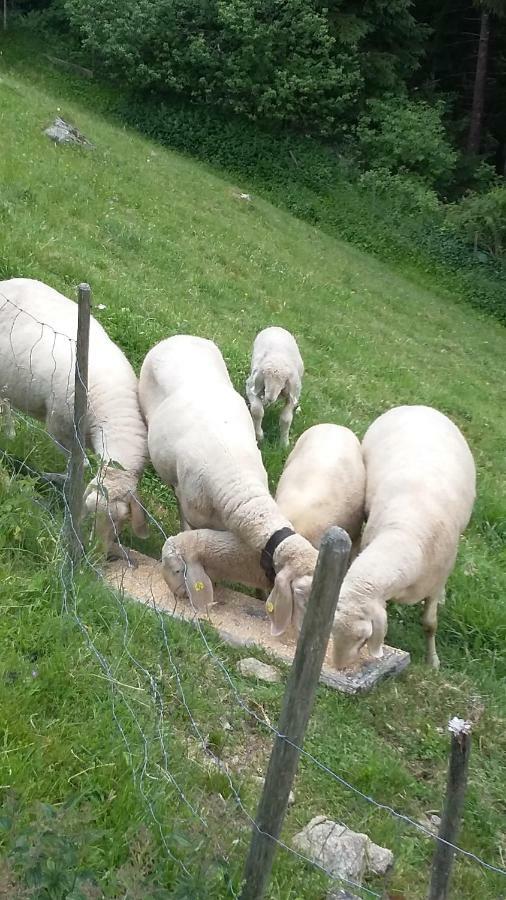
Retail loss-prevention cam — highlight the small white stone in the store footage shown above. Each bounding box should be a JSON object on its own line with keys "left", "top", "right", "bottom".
{"left": 237, "top": 657, "right": 281, "bottom": 683}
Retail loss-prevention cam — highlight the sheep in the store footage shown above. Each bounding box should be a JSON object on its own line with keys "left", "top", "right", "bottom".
{"left": 331, "top": 405, "right": 476, "bottom": 670}
{"left": 161, "top": 423, "right": 365, "bottom": 611}
{"left": 275, "top": 424, "right": 365, "bottom": 553}
{"left": 0, "top": 278, "right": 149, "bottom": 558}
{"left": 245, "top": 326, "right": 303, "bottom": 447}
{"left": 139, "top": 334, "right": 318, "bottom": 634}
{"left": 162, "top": 528, "right": 272, "bottom": 606}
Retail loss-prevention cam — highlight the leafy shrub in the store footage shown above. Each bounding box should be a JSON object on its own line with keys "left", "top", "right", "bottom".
{"left": 357, "top": 168, "right": 441, "bottom": 220}
{"left": 449, "top": 185, "right": 506, "bottom": 258}
{"left": 356, "top": 96, "right": 457, "bottom": 189}
{"left": 64, "top": 0, "right": 362, "bottom": 133}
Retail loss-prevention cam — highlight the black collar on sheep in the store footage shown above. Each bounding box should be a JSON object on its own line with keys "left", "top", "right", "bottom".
{"left": 260, "top": 527, "right": 296, "bottom": 584}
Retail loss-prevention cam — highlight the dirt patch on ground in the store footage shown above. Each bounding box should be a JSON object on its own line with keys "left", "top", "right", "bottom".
{"left": 104, "top": 550, "right": 410, "bottom": 695}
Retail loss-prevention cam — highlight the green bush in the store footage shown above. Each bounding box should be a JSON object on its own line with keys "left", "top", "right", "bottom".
{"left": 64, "top": 0, "right": 361, "bottom": 133}
{"left": 356, "top": 96, "right": 457, "bottom": 189}
{"left": 449, "top": 185, "right": 506, "bottom": 258}
{"left": 357, "top": 168, "right": 441, "bottom": 220}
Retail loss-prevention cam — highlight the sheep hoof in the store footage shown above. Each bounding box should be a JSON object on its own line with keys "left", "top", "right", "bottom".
{"left": 426, "top": 653, "right": 440, "bottom": 669}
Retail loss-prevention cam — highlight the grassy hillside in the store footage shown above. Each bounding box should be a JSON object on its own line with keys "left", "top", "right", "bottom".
{"left": 1, "top": 45, "right": 506, "bottom": 899}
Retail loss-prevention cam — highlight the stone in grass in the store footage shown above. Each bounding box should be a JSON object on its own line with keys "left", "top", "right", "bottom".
{"left": 237, "top": 657, "right": 281, "bottom": 683}
{"left": 292, "top": 816, "right": 393, "bottom": 885}
{"left": 44, "top": 117, "right": 94, "bottom": 148}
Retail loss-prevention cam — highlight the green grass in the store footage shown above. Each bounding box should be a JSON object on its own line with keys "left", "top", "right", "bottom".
{"left": 1, "top": 38, "right": 506, "bottom": 900}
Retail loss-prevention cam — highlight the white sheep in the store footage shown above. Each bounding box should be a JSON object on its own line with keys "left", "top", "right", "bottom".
{"left": 275, "top": 424, "right": 365, "bottom": 552}
{"left": 162, "top": 423, "right": 365, "bottom": 611}
{"left": 332, "top": 405, "right": 476, "bottom": 670}
{"left": 0, "top": 278, "right": 149, "bottom": 557}
{"left": 139, "top": 334, "right": 318, "bottom": 634}
{"left": 245, "top": 326, "right": 303, "bottom": 447}
{"left": 162, "top": 528, "right": 273, "bottom": 605}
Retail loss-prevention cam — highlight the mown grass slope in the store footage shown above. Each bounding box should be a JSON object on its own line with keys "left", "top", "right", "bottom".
{"left": 0, "top": 43, "right": 506, "bottom": 899}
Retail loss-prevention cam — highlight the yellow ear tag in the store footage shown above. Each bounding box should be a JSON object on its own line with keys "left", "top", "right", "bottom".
{"left": 266, "top": 601, "right": 274, "bottom": 614}
{"left": 194, "top": 581, "right": 205, "bottom": 592}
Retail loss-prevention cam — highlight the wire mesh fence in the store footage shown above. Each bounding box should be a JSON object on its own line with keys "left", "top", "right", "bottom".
{"left": 1, "top": 284, "right": 506, "bottom": 899}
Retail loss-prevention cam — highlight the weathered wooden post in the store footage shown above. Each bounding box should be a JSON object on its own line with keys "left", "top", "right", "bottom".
{"left": 64, "top": 282, "right": 91, "bottom": 567}
{"left": 428, "top": 717, "right": 472, "bottom": 900}
{"left": 240, "top": 526, "right": 351, "bottom": 900}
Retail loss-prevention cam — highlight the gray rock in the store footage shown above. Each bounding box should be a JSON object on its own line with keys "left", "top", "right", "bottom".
{"left": 237, "top": 657, "right": 281, "bottom": 683}
{"left": 44, "top": 117, "right": 94, "bottom": 148}
{"left": 366, "top": 838, "right": 395, "bottom": 876}
{"left": 292, "top": 815, "right": 393, "bottom": 885}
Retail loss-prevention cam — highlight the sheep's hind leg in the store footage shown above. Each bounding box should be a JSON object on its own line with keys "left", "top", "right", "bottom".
{"left": 422, "top": 592, "right": 442, "bottom": 669}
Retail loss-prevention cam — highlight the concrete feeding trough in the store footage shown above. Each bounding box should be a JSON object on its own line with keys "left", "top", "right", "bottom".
{"left": 104, "top": 550, "right": 410, "bottom": 695}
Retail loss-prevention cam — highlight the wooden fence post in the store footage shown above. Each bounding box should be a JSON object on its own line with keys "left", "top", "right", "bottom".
{"left": 64, "top": 282, "right": 91, "bottom": 567}
{"left": 240, "top": 526, "right": 351, "bottom": 900}
{"left": 428, "top": 717, "right": 472, "bottom": 900}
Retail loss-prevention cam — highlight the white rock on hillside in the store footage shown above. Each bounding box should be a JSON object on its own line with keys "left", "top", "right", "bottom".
{"left": 292, "top": 815, "right": 393, "bottom": 884}
{"left": 237, "top": 657, "right": 281, "bottom": 683}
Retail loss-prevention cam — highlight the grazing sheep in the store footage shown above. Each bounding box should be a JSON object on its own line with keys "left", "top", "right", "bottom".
{"left": 0, "top": 278, "right": 149, "bottom": 558}
{"left": 332, "top": 405, "right": 476, "bottom": 670}
{"left": 275, "top": 424, "right": 365, "bottom": 553}
{"left": 245, "top": 326, "right": 303, "bottom": 447}
{"left": 139, "top": 334, "right": 318, "bottom": 634}
{"left": 162, "top": 423, "right": 365, "bottom": 610}
{"left": 162, "top": 528, "right": 272, "bottom": 606}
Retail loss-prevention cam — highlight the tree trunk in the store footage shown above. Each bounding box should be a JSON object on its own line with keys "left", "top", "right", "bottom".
{"left": 467, "top": 9, "right": 491, "bottom": 154}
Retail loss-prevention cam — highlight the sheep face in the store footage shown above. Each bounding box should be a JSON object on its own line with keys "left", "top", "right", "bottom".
{"left": 267, "top": 570, "right": 313, "bottom": 637}
{"left": 84, "top": 471, "right": 148, "bottom": 556}
{"left": 161, "top": 539, "right": 213, "bottom": 612}
{"left": 332, "top": 601, "right": 387, "bottom": 669}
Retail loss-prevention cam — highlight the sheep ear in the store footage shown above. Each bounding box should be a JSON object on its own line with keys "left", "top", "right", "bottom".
{"left": 185, "top": 561, "right": 214, "bottom": 612}
{"left": 129, "top": 493, "right": 149, "bottom": 539}
{"left": 267, "top": 570, "right": 293, "bottom": 637}
{"left": 367, "top": 605, "right": 387, "bottom": 658}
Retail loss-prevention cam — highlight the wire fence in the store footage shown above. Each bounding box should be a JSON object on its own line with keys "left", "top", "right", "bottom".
{"left": 1, "top": 285, "right": 506, "bottom": 899}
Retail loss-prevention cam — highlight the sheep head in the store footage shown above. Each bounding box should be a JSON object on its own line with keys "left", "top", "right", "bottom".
{"left": 266, "top": 534, "right": 318, "bottom": 636}
{"left": 84, "top": 467, "right": 149, "bottom": 556}
{"left": 161, "top": 536, "right": 213, "bottom": 612}
{"left": 332, "top": 593, "right": 387, "bottom": 669}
